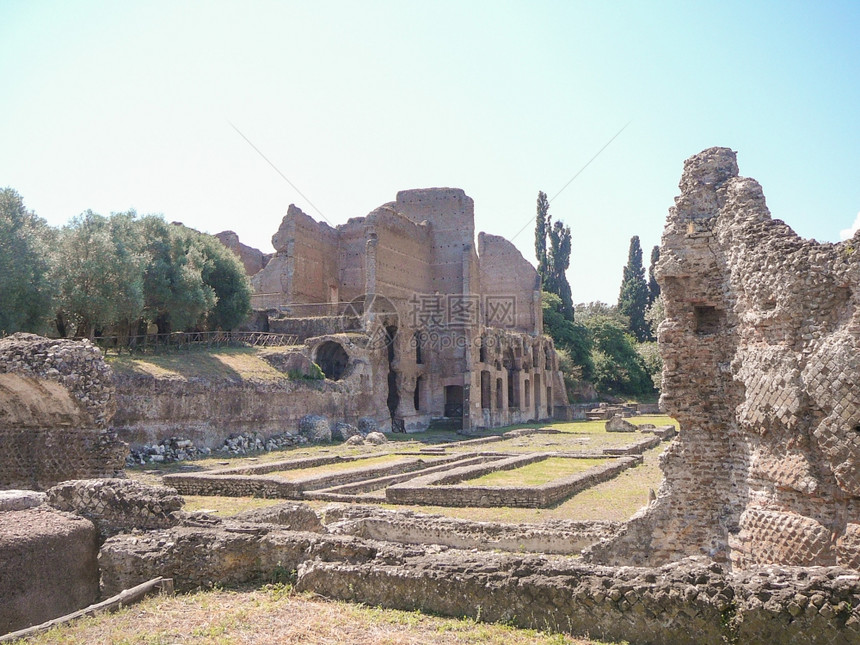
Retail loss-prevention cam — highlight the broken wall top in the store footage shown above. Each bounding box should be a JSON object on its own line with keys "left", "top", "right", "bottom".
{"left": 588, "top": 147, "right": 860, "bottom": 571}
{"left": 0, "top": 333, "right": 116, "bottom": 429}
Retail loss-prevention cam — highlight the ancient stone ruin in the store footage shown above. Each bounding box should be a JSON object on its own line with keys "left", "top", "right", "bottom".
{"left": 0, "top": 333, "right": 126, "bottom": 490}
{"left": 229, "top": 188, "right": 568, "bottom": 433}
{"left": 4, "top": 154, "right": 860, "bottom": 644}
{"left": 588, "top": 146, "right": 860, "bottom": 571}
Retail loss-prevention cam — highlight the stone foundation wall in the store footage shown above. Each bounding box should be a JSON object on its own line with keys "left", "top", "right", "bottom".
{"left": 322, "top": 505, "right": 620, "bottom": 555}
{"left": 112, "top": 362, "right": 388, "bottom": 450}
{"left": 386, "top": 454, "right": 641, "bottom": 508}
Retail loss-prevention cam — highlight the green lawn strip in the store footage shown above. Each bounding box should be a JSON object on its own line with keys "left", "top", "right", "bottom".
{"left": 459, "top": 457, "right": 610, "bottom": 487}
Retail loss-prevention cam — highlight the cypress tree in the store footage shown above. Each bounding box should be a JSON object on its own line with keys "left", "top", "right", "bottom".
{"left": 617, "top": 236, "right": 650, "bottom": 341}
{"left": 548, "top": 220, "right": 574, "bottom": 321}
{"left": 535, "top": 191, "right": 549, "bottom": 281}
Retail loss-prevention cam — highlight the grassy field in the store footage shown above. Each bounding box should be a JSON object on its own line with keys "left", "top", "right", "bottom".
{"left": 459, "top": 457, "right": 609, "bottom": 487}
{"left": 12, "top": 585, "right": 620, "bottom": 645}
{"left": 107, "top": 347, "right": 296, "bottom": 382}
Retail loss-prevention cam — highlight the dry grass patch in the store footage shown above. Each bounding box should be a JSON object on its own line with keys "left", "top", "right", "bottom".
{"left": 460, "top": 458, "right": 609, "bottom": 487}
{"left": 12, "top": 585, "right": 618, "bottom": 645}
{"left": 107, "top": 347, "right": 288, "bottom": 382}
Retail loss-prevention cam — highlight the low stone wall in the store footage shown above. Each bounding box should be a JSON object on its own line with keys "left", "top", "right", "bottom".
{"left": 307, "top": 455, "right": 493, "bottom": 499}
{"left": 98, "top": 520, "right": 380, "bottom": 596}
{"left": 603, "top": 434, "right": 663, "bottom": 455}
{"left": 96, "top": 520, "right": 860, "bottom": 645}
{"left": 0, "top": 506, "right": 99, "bottom": 634}
{"left": 299, "top": 553, "right": 860, "bottom": 645}
{"left": 386, "top": 454, "right": 641, "bottom": 508}
{"left": 322, "top": 505, "right": 620, "bottom": 555}
{"left": 162, "top": 455, "right": 453, "bottom": 499}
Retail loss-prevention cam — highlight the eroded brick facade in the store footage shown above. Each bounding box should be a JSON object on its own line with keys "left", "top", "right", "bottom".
{"left": 247, "top": 188, "right": 568, "bottom": 432}
{"left": 588, "top": 147, "right": 860, "bottom": 570}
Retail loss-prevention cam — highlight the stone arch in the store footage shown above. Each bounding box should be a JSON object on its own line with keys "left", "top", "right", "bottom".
{"left": 315, "top": 341, "right": 349, "bottom": 381}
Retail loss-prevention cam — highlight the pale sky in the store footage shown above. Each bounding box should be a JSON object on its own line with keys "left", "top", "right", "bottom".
{"left": 2, "top": 1, "right": 859, "bottom": 303}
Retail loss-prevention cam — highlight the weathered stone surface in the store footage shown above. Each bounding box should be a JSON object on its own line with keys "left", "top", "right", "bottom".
{"left": 357, "top": 417, "right": 378, "bottom": 434}
{"left": 0, "top": 333, "right": 115, "bottom": 427}
{"left": 331, "top": 422, "right": 360, "bottom": 441}
{"left": 0, "top": 507, "right": 98, "bottom": 634}
{"left": 230, "top": 502, "right": 324, "bottom": 532}
{"left": 46, "top": 478, "right": 183, "bottom": 539}
{"left": 364, "top": 431, "right": 388, "bottom": 445}
{"left": 0, "top": 489, "right": 46, "bottom": 512}
{"left": 261, "top": 350, "right": 320, "bottom": 378}
{"left": 605, "top": 415, "right": 637, "bottom": 432}
{"left": 587, "top": 147, "right": 860, "bottom": 570}
{"left": 298, "top": 415, "right": 332, "bottom": 443}
{"left": 0, "top": 334, "right": 126, "bottom": 490}
{"left": 345, "top": 434, "right": 365, "bottom": 446}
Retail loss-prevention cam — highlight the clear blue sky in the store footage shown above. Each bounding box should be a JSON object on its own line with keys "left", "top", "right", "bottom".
{"left": 2, "top": 0, "right": 859, "bottom": 303}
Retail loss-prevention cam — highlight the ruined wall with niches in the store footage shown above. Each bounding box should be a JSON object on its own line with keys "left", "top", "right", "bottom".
{"left": 0, "top": 334, "right": 126, "bottom": 490}
{"left": 587, "top": 147, "right": 860, "bottom": 571}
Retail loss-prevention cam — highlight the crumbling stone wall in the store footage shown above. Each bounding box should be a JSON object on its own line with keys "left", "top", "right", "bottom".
{"left": 214, "top": 230, "right": 271, "bottom": 277}
{"left": 47, "top": 479, "right": 184, "bottom": 539}
{"left": 0, "top": 334, "right": 126, "bottom": 490}
{"left": 588, "top": 147, "right": 860, "bottom": 570}
{"left": 112, "top": 333, "right": 391, "bottom": 446}
{"left": 97, "top": 518, "right": 860, "bottom": 645}
{"left": 248, "top": 189, "right": 564, "bottom": 433}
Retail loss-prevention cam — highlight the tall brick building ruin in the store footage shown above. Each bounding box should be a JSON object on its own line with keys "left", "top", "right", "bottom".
{"left": 228, "top": 188, "right": 568, "bottom": 433}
